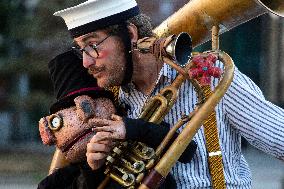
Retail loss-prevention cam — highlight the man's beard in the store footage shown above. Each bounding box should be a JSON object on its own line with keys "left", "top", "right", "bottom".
{"left": 88, "top": 64, "right": 125, "bottom": 88}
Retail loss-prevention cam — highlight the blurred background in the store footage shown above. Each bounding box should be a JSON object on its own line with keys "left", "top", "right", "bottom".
{"left": 0, "top": 0, "right": 283, "bottom": 188}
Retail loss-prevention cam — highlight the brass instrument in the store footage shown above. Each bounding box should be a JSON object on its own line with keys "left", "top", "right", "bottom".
{"left": 154, "top": 0, "right": 283, "bottom": 46}
{"left": 48, "top": 0, "right": 284, "bottom": 188}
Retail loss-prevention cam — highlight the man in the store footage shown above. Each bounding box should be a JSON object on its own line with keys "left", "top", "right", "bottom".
{"left": 53, "top": 0, "right": 284, "bottom": 188}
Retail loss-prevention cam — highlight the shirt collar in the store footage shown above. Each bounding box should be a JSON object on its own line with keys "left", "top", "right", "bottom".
{"left": 121, "top": 62, "right": 178, "bottom": 93}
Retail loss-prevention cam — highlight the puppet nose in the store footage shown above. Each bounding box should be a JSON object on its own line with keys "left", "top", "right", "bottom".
{"left": 39, "top": 117, "right": 56, "bottom": 145}
{"left": 74, "top": 95, "right": 96, "bottom": 123}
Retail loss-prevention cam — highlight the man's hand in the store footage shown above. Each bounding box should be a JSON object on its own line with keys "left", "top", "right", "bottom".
{"left": 90, "top": 114, "right": 126, "bottom": 140}
{"left": 86, "top": 137, "right": 114, "bottom": 170}
{"left": 86, "top": 114, "right": 126, "bottom": 170}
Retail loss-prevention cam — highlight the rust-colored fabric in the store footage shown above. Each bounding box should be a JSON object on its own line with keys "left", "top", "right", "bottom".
{"left": 106, "top": 86, "right": 120, "bottom": 106}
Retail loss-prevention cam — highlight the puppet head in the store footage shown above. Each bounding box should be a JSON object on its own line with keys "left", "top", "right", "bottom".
{"left": 38, "top": 50, "right": 116, "bottom": 163}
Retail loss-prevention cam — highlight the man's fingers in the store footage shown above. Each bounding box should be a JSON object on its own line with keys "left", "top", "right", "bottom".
{"left": 88, "top": 118, "right": 112, "bottom": 127}
{"left": 86, "top": 152, "right": 108, "bottom": 160}
{"left": 96, "top": 140, "right": 115, "bottom": 146}
{"left": 95, "top": 131, "right": 113, "bottom": 141}
{"left": 86, "top": 153, "right": 106, "bottom": 170}
{"left": 92, "top": 129, "right": 125, "bottom": 140}
{"left": 93, "top": 125, "right": 115, "bottom": 132}
{"left": 111, "top": 114, "right": 123, "bottom": 121}
{"left": 87, "top": 142, "right": 112, "bottom": 153}
{"left": 89, "top": 131, "right": 113, "bottom": 143}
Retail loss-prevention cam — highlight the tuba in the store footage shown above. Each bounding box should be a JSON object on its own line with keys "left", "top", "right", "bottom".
{"left": 48, "top": 0, "right": 284, "bottom": 188}
{"left": 154, "top": 0, "right": 284, "bottom": 46}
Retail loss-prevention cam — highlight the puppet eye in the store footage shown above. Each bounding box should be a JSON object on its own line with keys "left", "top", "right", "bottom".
{"left": 48, "top": 114, "right": 63, "bottom": 131}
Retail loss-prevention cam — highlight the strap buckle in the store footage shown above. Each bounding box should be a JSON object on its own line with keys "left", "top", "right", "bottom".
{"left": 208, "top": 151, "right": 222, "bottom": 157}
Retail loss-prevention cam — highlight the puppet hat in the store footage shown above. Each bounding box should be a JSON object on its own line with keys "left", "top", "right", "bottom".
{"left": 54, "top": 0, "right": 140, "bottom": 38}
{"left": 48, "top": 50, "right": 113, "bottom": 114}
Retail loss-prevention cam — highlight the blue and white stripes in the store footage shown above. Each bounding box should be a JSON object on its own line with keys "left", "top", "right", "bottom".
{"left": 118, "top": 62, "right": 284, "bottom": 188}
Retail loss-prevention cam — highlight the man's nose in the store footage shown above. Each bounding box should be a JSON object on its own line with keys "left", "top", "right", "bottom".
{"left": 82, "top": 52, "right": 96, "bottom": 68}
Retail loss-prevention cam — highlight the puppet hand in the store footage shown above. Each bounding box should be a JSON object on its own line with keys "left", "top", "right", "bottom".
{"left": 86, "top": 135, "right": 115, "bottom": 170}
{"left": 90, "top": 114, "right": 126, "bottom": 140}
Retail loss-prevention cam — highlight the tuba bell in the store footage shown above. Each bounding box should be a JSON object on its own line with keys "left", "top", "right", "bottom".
{"left": 136, "top": 32, "right": 192, "bottom": 67}
{"left": 154, "top": 0, "right": 284, "bottom": 47}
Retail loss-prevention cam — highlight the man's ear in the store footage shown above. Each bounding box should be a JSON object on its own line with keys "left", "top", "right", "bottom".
{"left": 127, "top": 23, "right": 139, "bottom": 43}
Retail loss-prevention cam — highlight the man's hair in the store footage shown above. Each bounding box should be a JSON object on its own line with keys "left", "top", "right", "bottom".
{"left": 105, "top": 13, "right": 154, "bottom": 38}
{"left": 102, "top": 14, "right": 154, "bottom": 85}
{"left": 127, "top": 13, "right": 154, "bottom": 38}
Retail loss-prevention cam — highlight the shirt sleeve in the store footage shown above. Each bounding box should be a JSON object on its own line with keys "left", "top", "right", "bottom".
{"left": 122, "top": 117, "right": 197, "bottom": 163}
{"left": 223, "top": 67, "right": 284, "bottom": 160}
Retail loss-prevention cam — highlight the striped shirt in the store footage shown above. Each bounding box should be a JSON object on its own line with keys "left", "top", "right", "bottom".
{"left": 118, "top": 61, "right": 284, "bottom": 188}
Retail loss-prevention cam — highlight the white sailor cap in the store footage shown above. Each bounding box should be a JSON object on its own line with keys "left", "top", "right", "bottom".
{"left": 54, "top": 0, "right": 140, "bottom": 38}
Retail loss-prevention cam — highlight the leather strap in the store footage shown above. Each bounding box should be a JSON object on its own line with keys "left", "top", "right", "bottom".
{"left": 202, "top": 85, "right": 226, "bottom": 189}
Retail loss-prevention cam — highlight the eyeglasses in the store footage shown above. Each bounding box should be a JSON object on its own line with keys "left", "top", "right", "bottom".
{"left": 72, "top": 35, "right": 111, "bottom": 59}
